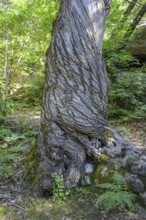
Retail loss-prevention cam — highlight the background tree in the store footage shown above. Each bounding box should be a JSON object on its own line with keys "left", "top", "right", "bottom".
{"left": 0, "top": 0, "right": 59, "bottom": 105}
{"left": 103, "top": 0, "right": 146, "bottom": 121}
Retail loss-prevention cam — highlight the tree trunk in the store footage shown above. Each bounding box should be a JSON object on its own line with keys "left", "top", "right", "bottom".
{"left": 123, "top": 0, "right": 138, "bottom": 19}
{"left": 4, "top": 0, "right": 9, "bottom": 98}
{"left": 124, "top": 2, "right": 146, "bottom": 40}
{"left": 35, "top": 0, "right": 112, "bottom": 195}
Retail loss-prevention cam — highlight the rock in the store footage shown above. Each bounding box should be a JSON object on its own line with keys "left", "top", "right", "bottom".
{"left": 92, "top": 159, "right": 125, "bottom": 184}
{"left": 107, "top": 137, "right": 117, "bottom": 147}
{"left": 103, "top": 145, "right": 122, "bottom": 158}
{"left": 84, "top": 175, "right": 92, "bottom": 185}
{"left": 135, "top": 204, "right": 146, "bottom": 219}
{"left": 132, "top": 162, "right": 146, "bottom": 177}
{"left": 85, "top": 163, "right": 94, "bottom": 174}
{"left": 81, "top": 175, "right": 92, "bottom": 186}
{"left": 126, "top": 150, "right": 140, "bottom": 158}
{"left": 139, "top": 156, "right": 146, "bottom": 163}
{"left": 125, "top": 174, "right": 144, "bottom": 193}
{"left": 100, "top": 166, "right": 108, "bottom": 175}
{"left": 122, "top": 152, "right": 139, "bottom": 169}
{"left": 102, "top": 126, "right": 141, "bottom": 159}
{"left": 139, "top": 192, "right": 146, "bottom": 205}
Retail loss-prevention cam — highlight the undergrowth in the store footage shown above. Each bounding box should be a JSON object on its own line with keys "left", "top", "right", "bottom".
{"left": 0, "top": 120, "right": 37, "bottom": 181}
{"left": 108, "top": 71, "right": 146, "bottom": 122}
{"left": 52, "top": 172, "right": 70, "bottom": 201}
{"left": 96, "top": 172, "right": 136, "bottom": 213}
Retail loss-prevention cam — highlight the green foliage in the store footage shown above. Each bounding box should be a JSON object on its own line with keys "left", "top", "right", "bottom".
{"left": 0, "top": 0, "right": 60, "bottom": 104}
{"left": 108, "top": 71, "right": 146, "bottom": 121}
{"left": 96, "top": 172, "right": 136, "bottom": 213}
{"left": 103, "top": 0, "right": 131, "bottom": 70}
{"left": 0, "top": 140, "right": 25, "bottom": 181}
{"left": 0, "top": 0, "right": 145, "bottom": 122}
{"left": 0, "top": 207, "right": 7, "bottom": 217}
{"left": 74, "top": 187, "right": 91, "bottom": 195}
{"left": 105, "top": 0, "right": 146, "bottom": 122}
{"left": 0, "top": 123, "right": 37, "bottom": 181}
{"left": 22, "top": 82, "right": 43, "bottom": 106}
{"left": 0, "top": 98, "right": 14, "bottom": 120}
{"left": 52, "top": 173, "right": 70, "bottom": 201}
{"left": 0, "top": 79, "right": 14, "bottom": 118}
{"left": 116, "top": 126, "right": 131, "bottom": 135}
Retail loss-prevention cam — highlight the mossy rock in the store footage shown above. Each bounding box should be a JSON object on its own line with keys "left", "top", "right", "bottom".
{"left": 98, "top": 154, "right": 111, "bottom": 164}
{"left": 103, "top": 128, "right": 115, "bottom": 145}
{"left": 92, "top": 159, "right": 125, "bottom": 185}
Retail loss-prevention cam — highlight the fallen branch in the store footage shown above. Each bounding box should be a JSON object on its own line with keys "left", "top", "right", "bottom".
{"left": 7, "top": 199, "right": 27, "bottom": 211}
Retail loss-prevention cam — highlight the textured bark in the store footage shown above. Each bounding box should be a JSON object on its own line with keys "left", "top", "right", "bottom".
{"left": 36, "top": 0, "right": 112, "bottom": 195}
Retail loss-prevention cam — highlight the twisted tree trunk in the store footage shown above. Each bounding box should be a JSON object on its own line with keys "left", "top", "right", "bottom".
{"left": 35, "top": 0, "right": 112, "bottom": 195}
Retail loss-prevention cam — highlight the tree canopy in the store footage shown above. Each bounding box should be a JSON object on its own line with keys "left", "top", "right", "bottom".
{"left": 0, "top": 0, "right": 146, "bottom": 120}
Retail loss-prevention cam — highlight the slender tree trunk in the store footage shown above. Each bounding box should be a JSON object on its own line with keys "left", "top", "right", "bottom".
{"left": 111, "top": 2, "right": 146, "bottom": 53}
{"left": 124, "top": 2, "right": 146, "bottom": 40}
{"left": 35, "top": 0, "right": 112, "bottom": 195}
{"left": 123, "top": 0, "right": 138, "bottom": 19}
{"left": 4, "top": 0, "right": 9, "bottom": 98}
{"left": 104, "top": 0, "right": 138, "bottom": 64}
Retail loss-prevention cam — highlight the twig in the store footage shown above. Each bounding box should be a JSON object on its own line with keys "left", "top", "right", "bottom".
{"left": 7, "top": 199, "right": 27, "bottom": 211}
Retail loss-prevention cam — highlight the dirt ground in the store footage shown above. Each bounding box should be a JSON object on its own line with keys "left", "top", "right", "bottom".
{"left": 114, "top": 120, "right": 146, "bottom": 150}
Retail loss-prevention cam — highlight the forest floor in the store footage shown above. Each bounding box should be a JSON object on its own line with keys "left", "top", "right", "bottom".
{"left": 0, "top": 108, "right": 146, "bottom": 220}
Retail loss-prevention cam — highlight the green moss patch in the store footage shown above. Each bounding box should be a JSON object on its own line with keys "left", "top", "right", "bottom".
{"left": 92, "top": 159, "right": 125, "bottom": 185}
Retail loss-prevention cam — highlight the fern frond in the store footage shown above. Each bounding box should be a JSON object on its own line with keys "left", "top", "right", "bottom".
{"left": 97, "top": 192, "right": 117, "bottom": 213}
{"left": 0, "top": 153, "right": 19, "bottom": 162}
{"left": 112, "top": 171, "right": 128, "bottom": 191}
{"left": 97, "top": 183, "right": 114, "bottom": 190}
{"left": 96, "top": 172, "right": 136, "bottom": 213}
{"left": 117, "top": 191, "right": 135, "bottom": 210}
{"left": 97, "top": 182, "right": 121, "bottom": 192}
{"left": 9, "top": 146, "right": 26, "bottom": 152}
{"left": 112, "top": 172, "right": 125, "bottom": 185}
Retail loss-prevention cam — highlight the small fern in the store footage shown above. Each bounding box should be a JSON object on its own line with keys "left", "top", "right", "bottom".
{"left": 0, "top": 127, "right": 27, "bottom": 180}
{"left": 96, "top": 172, "right": 135, "bottom": 213}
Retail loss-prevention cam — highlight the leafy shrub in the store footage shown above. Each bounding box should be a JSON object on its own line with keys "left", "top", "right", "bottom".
{"left": 52, "top": 172, "right": 70, "bottom": 201}
{"left": 0, "top": 98, "right": 14, "bottom": 118}
{"left": 105, "top": 50, "right": 138, "bottom": 79}
{"left": 22, "top": 84, "right": 43, "bottom": 106}
{"left": 0, "top": 81, "right": 14, "bottom": 118}
{"left": 108, "top": 71, "right": 146, "bottom": 121}
{"left": 0, "top": 125, "right": 36, "bottom": 181}
{"left": 116, "top": 126, "right": 131, "bottom": 135}
{"left": 96, "top": 172, "right": 135, "bottom": 213}
{"left": 21, "top": 73, "right": 44, "bottom": 106}
{"left": 0, "top": 76, "right": 15, "bottom": 120}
